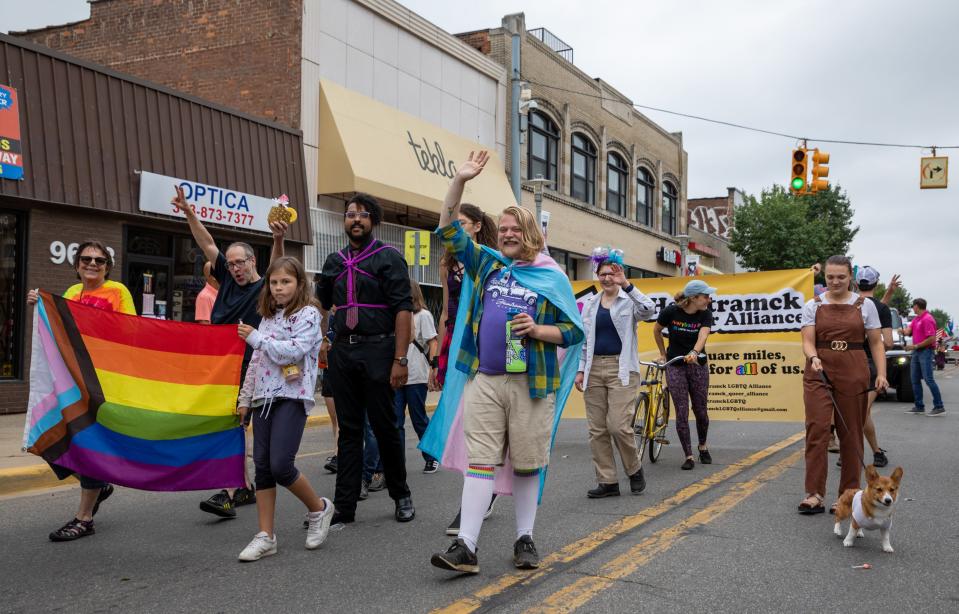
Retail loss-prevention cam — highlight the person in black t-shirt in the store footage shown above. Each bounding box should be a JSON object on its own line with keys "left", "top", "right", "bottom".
{"left": 654, "top": 280, "right": 715, "bottom": 471}
{"left": 172, "top": 186, "right": 289, "bottom": 518}
{"left": 855, "top": 266, "right": 892, "bottom": 467}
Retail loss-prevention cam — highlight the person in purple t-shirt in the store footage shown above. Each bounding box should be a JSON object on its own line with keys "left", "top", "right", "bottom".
{"left": 903, "top": 298, "right": 945, "bottom": 415}
{"left": 477, "top": 271, "right": 538, "bottom": 374}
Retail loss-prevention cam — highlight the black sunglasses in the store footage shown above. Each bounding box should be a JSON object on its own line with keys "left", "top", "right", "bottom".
{"left": 79, "top": 256, "right": 108, "bottom": 266}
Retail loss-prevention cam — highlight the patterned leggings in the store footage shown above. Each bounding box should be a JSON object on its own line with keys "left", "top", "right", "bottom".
{"left": 665, "top": 362, "right": 710, "bottom": 457}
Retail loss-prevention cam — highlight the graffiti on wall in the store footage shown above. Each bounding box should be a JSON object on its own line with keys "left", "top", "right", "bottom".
{"left": 689, "top": 205, "right": 731, "bottom": 238}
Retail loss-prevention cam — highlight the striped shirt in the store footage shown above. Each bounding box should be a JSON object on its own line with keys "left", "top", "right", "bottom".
{"left": 438, "top": 221, "right": 582, "bottom": 399}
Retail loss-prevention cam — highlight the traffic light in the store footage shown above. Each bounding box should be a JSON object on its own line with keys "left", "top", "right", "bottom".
{"left": 790, "top": 148, "right": 808, "bottom": 194}
{"left": 810, "top": 149, "right": 830, "bottom": 192}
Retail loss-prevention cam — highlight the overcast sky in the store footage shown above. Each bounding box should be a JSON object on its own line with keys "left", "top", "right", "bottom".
{"left": 3, "top": 1, "right": 957, "bottom": 321}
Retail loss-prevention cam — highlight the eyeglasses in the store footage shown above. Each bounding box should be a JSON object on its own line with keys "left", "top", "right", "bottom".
{"left": 226, "top": 259, "right": 250, "bottom": 271}
{"left": 598, "top": 273, "right": 616, "bottom": 278}
{"left": 345, "top": 211, "right": 371, "bottom": 220}
{"left": 79, "top": 256, "right": 108, "bottom": 267}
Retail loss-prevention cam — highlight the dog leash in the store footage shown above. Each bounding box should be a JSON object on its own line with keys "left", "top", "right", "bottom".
{"left": 819, "top": 369, "right": 868, "bottom": 469}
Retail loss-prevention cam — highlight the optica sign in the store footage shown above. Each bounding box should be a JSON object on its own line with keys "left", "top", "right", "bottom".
{"left": 138, "top": 171, "right": 283, "bottom": 234}
{"left": 0, "top": 85, "right": 24, "bottom": 181}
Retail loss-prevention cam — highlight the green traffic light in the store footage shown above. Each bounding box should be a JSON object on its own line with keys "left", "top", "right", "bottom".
{"left": 791, "top": 177, "right": 805, "bottom": 190}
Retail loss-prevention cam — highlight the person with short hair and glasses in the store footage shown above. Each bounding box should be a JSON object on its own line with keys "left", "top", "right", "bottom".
{"left": 27, "top": 240, "right": 134, "bottom": 541}
{"left": 171, "top": 186, "right": 289, "bottom": 518}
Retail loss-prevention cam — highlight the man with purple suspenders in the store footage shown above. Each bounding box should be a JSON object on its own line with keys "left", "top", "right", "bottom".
{"left": 317, "top": 194, "right": 415, "bottom": 525}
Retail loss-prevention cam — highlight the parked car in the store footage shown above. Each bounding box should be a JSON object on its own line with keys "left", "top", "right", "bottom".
{"left": 885, "top": 307, "right": 913, "bottom": 402}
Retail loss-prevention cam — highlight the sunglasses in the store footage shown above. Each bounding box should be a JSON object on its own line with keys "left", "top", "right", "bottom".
{"left": 79, "top": 256, "right": 108, "bottom": 267}
{"left": 345, "top": 211, "right": 371, "bottom": 220}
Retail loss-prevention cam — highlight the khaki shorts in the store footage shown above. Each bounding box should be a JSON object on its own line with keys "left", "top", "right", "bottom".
{"left": 463, "top": 372, "right": 555, "bottom": 470}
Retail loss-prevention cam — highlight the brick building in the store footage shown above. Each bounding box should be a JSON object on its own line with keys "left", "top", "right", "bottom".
{"left": 457, "top": 14, "right": 690, "bottom": 279}
{"left": 687, "top": 187, "right": 744, "bottom": 274}
{"left": 0, "top": 34, "right": 311, "bottom": 414}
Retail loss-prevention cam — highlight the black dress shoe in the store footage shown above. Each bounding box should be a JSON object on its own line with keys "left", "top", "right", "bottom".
{"left": 395, "top": 497, "right": 415, "bottom": 522}
{"left": 628, "top": 468, "right": 646, "bottom": 495}
{"left": 587, "top": 483, "right": 620, "bottom": 498}
{"left": 330, "top": 511, "right": 354, "bottom": 526}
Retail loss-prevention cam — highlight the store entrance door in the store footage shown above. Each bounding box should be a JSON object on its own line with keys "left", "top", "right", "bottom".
{"left": 126, "top": 257, "right": 173, "bottom": 319}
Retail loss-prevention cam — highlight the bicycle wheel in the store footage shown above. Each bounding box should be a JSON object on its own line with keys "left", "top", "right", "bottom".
{"left": 632, "top": 392, "right": 650, "bottom": 461}
{"left": 649, "top": 391, "right": 671, "bottom": 463}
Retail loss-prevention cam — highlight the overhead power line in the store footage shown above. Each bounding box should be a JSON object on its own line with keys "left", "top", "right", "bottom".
{"left": 523, "top": 79, "right": 959, "bottom": 150}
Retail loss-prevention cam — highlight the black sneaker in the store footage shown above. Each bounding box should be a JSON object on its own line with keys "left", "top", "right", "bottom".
{"left": 359, "top": 480, "right": 370, "bottom": 501}
{"left": 587, "top": 483, "right": 620, "bottom": 498}
{"left": 199, "top": 490, "right": 236, "bottom": 518}
{"left": 445, "top": 510, "right": 462, "bottom": 536}
{"left": 431, "top": 538, "right": 479, "bottom": 574}
{"left": 331, "top": 511, "right": 355, "bottom": 526}
{"left": 629, "top": 469, "right": 646, "bottom": 495}
{"left": 681, "top": 458, "right": 695, "bottom": 470}
{"left": 424, "top": 460, "right": 439, "bottom": 474}
{"left": 513, "top": 535, "right": 540, "bottom": 569}
{"left": 699, "top": 449, "right": 712, "bottom": 465}
{"left": 905, "top": 406, "right": 924, "bottom": 414}
{"left": 49, "top": 518, "right": 95, "bottom": 542}
{"left": 368, "top": 472, "right": 386, "bottom": 492}
{"left": 873, "top": 449, "right": 889, "bottom": 468}
{"left": 232, "top": 487, "right": 256, "bottom": 506}
{"left": 324, "top": 455, "right": 338, "bottom": 473}
{"left": 92, "top": 484, "right": 114, "bottom": 517}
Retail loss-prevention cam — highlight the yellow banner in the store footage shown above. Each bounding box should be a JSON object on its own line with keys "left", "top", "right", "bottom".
{"left": 568, "top": 269, "right": 813, "bottom": 422}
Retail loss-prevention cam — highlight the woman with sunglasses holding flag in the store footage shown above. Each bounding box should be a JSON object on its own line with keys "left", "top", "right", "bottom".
{"left": 27, "top": 240, "right": 135, "bottom": 541}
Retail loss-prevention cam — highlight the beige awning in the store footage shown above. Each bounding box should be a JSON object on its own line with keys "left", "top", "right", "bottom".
{"left": 317, "top": 79, "right": 516, "bottom": 214}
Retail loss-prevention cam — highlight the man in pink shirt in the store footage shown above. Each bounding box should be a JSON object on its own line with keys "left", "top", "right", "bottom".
{"left": 194, "top": 261, "right": 219, "bottom": 324}
{"left": 904, "top": 298, "right": 945, "bottom": 415}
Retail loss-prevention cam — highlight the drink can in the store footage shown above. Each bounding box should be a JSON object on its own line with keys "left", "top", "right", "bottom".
{"left": 505, "top": 309, "right": 527, "bottom": 373}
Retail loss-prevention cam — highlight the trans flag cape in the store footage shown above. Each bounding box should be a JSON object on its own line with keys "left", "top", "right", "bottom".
{"left": 419, "top": 247, "right": 584, "bottom": 499}
{"left": 23, "top": 291, "right": 246, "bottom": 491}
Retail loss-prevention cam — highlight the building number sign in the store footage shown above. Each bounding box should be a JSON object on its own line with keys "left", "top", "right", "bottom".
{"left": 50, "top": 241, "right": 116, "bottom": 265}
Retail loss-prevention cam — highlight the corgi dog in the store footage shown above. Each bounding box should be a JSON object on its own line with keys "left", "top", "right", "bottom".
{"left": 833, "top": 464, "right": 903, "bottom": 552}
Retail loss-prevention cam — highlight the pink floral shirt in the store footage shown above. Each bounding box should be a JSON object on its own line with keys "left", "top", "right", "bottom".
{"left": 238, "top": 305, "right": 322, "bottom": 414}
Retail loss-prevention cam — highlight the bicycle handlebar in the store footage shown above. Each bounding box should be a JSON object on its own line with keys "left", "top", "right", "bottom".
{"left": 638, "top": 353, "right": 707, "bottom": 369}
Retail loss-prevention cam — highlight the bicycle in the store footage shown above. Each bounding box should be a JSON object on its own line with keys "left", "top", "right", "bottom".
{"left": 631, "top": 354, "right": 706, "bottom": 463}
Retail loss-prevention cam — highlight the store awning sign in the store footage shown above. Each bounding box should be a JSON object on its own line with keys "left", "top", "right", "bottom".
{"left": 0, "top": 85, "right": 24, "bottom": 181}
{"left": 317, "top": 79, "right": 516, "bottom": 213}
{"left": 138, "top": 171, "right": 279, "bottom": 234}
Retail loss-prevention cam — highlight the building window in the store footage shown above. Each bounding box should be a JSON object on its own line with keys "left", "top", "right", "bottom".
{"left": 570, "top": 133, "right": 596, "bottom": 205}
{"left": 606, "top": 152, "right": 628, "bottom": 216}
{"left": 0, "top": 211, "right": 25, "bottom": 379}
{"left": 528, "top": 111, "right": 558, "bottom": 184}
{"left": 662, "top": 181, "right": 678, "bottom": 235}
{"left": 636, "top": 167, "right": 654, "bottom": 226}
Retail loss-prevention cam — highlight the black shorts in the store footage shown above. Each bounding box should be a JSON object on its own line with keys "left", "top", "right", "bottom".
{"left": 866, "top": 355, "right": 877, "bottom": 385}
{"left": 320, "top": 369, "right": 334, "bottom": 398}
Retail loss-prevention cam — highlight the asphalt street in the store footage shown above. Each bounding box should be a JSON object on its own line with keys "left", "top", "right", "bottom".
{"left": 1, "top": 368, "right": 956, "bottom": 613}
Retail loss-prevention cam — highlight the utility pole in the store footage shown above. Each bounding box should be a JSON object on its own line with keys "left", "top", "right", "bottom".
{"left": 506, "top": 14, "right": 523, "bottom": 203}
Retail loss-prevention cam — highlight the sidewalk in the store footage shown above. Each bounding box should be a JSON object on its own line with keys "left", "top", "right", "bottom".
{"left": 1, "top": 391, "right": 440, "bottom": 496}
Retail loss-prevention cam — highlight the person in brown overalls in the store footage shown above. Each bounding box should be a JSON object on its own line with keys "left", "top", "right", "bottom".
{"left": 798, "top": 256, "right": 888, "bottom": 514}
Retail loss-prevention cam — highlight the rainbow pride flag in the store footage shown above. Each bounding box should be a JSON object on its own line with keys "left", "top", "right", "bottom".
{"left": 23, "top": 291, "right": 246, "bottom": 491}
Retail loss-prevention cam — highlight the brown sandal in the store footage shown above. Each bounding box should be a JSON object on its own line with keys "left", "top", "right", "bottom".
{"left": 797, "top": 493, "right": 825, "bottom": 515}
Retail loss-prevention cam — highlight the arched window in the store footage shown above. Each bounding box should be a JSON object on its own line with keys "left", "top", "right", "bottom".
{"left": 662, "top": 181, "right": 678, "bottom": 235}
{"left": 527, "top": 111, "right": 559, "bottom": 183}
{"left": 570, "top": 133, "right": 596, "bottom": 205}
{"left": 606, "top": 152, "right": 628, "bottom": 216}
{"left": 636, "top": 167, "right": 654, "bottom": 226}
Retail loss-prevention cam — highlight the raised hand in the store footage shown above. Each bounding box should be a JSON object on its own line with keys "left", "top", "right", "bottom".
{"left": 610, "top": 263, "right": 629, "bottom": 288}
{"left": 171, "top": 185, "right": 192, "bottom": 214}
{"left": 269, "top": 220, "right": 289, "bottom": 240}
{"left": 456, "top": 150, "right": 489, "bottom": 183}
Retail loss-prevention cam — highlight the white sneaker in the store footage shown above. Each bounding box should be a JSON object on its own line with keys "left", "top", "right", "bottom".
{"left": 238, "top": 532, "right": 277, "bottom": 562}
{"left": 305, "top": 498, "right": 335, "bottom": 550}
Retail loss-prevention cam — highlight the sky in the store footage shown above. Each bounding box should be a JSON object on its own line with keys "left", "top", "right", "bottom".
{"left": 3, "top": 1, "right": 957, "bottom": 321}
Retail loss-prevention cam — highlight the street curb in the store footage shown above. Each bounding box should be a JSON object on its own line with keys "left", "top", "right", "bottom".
{"left": 0, "top": 403, "right": 438, "bottom": 497}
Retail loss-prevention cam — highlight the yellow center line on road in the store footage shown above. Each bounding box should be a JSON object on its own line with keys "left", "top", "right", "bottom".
{"left": 432, "top": 431, "right": 804, "bottom": 614}
{"left": 523, "top": 448, "right": 803, "bottom": 614}
{"left": 433, "top": 431, "right": 805, "bottom": 614}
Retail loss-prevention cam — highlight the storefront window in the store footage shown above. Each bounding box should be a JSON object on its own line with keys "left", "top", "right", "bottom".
{"left": 0, "top": 211, "right": 25, "bottom": 379}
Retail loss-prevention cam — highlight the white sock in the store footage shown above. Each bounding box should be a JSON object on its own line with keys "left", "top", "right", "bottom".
{"left": 457, "top": 466, "right": 495, "bottom": 553}
{"left": 513, "top": 470, "right": 540, "bottom": 540}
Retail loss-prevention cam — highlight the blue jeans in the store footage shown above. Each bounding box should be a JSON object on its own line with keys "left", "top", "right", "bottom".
{"left": 362, "top": 417, "right": 382, "bottom": 482}
{"left": 911, "top": 348, "right": 944, "bottom": 409}
{"left": 394, "top": 383, "right": 435, "bottom": 463}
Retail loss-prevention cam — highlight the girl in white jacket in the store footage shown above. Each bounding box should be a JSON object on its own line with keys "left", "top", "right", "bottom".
{"left": 235, "top": 256, "right": 333, "bottom": 562}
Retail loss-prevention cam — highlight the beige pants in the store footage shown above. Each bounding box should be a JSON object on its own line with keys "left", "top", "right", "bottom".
{"left": 584, "top": 356, "right": 641, "bottom": 483}
{"left": 464, "top": 372, "right": 555, "bottom": 470}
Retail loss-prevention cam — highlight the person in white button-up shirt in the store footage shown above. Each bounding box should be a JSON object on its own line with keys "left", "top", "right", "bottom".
{"left": 575, "top": 258, "right": 655, "bottom": 498}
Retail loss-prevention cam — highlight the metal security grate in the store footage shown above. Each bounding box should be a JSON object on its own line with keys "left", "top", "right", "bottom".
{"left": 304, "top": 208, "right": 445, "bottom": 287}
{"left": 528, "top": 28, "right": 574, "bottom": 63}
